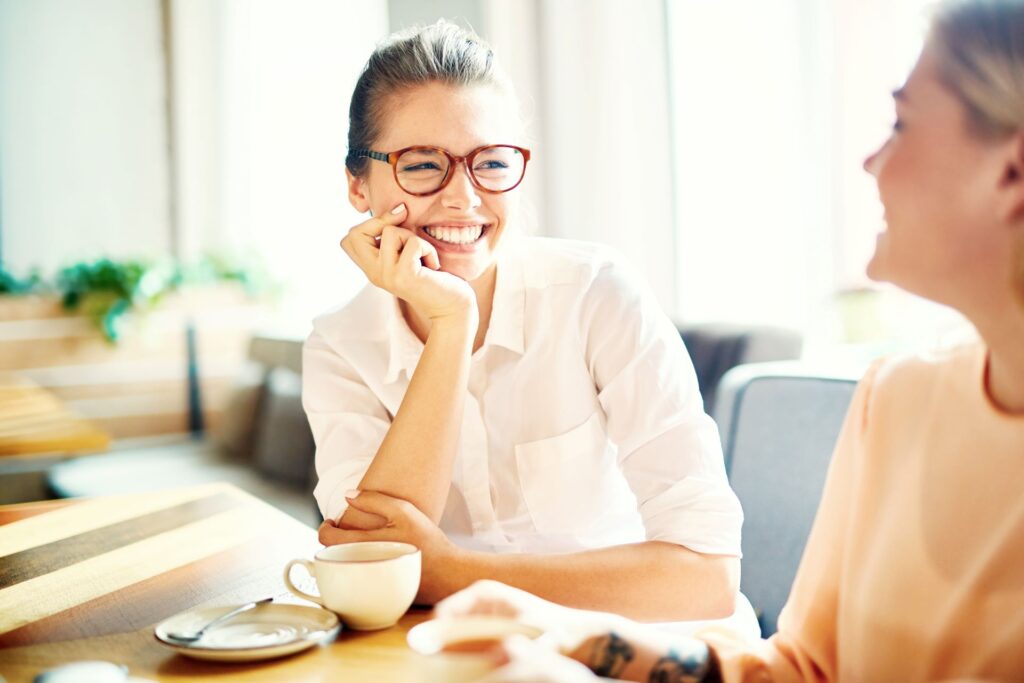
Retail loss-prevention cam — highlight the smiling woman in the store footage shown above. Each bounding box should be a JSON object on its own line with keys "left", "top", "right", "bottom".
{"left": 299, "top": 20, "right": 758, "bottom": 632}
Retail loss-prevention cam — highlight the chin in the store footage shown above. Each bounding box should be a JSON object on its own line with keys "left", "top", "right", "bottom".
{"left": 865, "top": 233, "right": 891, "bottom": 283}
{"left": 439, "top": 261, "right": 485, "bottom": 282}
{"left": 438, "top": 250, "right": 497, "bottom": 282}
{"left": 865, "top": 254, "right": 885, "bottom": 283}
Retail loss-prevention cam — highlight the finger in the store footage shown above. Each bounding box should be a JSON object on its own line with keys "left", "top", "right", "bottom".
{"left": 343, "top": 203, "right": 409, "bottom": 264}
{"left": 335, "top": 505, "right": 389, "bottom": 531}
{"left": 352, "top": 202, "right": 408, "bottom": 242}
{"left": 397, "top": 235, "right": 440, "bottom": 273}
{"left": 434, "top": 581, "right": 522, "bottom": 619}
{"left": 418, "top": 237, "right": 442, "bottom": 270}
{"left": 482, "top": 637, "right": 595, "bottom": 683}
{"left": 379, "top": 226, "right": 414, "bottom": 267}
{"left": 318, "top": 522, "right": 391, "bottom": 546}
{"left": 344, "top": 490, "right": 412, "bottom": 522}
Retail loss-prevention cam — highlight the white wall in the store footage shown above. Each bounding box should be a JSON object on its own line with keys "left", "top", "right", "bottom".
{"left": 667, "top": 0, "right": 835, "bottom": 331}
{"left": 213, "top": 0, "right": 387, "bottom": 331}
{"left": 0, "top": 0, "right": 171, "bottom": 273}
{"left": 169, "top": 0, "right": 223, "bottom": 261}
{"left": 529, "top": 0, "right": 677, "bottom": 311}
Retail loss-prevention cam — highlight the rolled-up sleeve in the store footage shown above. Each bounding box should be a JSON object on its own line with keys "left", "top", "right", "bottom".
{"left": 581, "top": 260, "right": 743, "bottom": 556}
{"left": 303, "top": 329, "right": 391, "bottom": 522}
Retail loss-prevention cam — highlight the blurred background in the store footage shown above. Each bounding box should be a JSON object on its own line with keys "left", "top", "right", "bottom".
{"left": 0, "top": 0, "right": 970, "bottom": 518}
{"left": 1, "top": 0, "right": 968, "bottom": 335}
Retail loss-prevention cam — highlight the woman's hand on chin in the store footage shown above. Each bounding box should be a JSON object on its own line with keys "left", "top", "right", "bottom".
{"left": 316, "top": 489, "right": 463, "bottom": 604}
{"left": 341, "top": 203, "right": 476, "bottom": 323}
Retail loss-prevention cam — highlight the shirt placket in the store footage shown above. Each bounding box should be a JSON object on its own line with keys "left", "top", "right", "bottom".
{"left": 460, "top": 371, "right": 505, "bottom": 547}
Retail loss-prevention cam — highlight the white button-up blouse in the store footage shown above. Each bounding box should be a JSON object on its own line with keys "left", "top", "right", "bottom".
{"left": 304, "top": 236, "right": 744, "bottom": 558}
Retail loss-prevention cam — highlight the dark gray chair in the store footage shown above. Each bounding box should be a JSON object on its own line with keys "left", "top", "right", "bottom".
{"left": 676, "top": 323, "right": 803, "bottom": 413}
{"left": 714, "top": 362, "right": 862, "bottom": 636}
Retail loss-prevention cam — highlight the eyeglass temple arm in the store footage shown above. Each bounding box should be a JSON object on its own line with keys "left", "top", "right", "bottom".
{"left": 352, "top": 149, "right": 390, "bottom": 163}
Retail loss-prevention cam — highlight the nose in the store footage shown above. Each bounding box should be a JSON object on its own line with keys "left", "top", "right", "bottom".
{"left": 439, "top": 160, "right": 482, "bottom": 210}
{"left": 863, "top": 140, "right": 886, "bottom": 177}
{"left": 863, "top": 151, "right": 877, "bottom": 175}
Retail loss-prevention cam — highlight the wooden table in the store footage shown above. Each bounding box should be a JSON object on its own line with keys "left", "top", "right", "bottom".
{"left": 0, "top": 483, "right": 493, "bottom": 682}
{"left": 0, "top": 375, "right": 110, "bottom": 458}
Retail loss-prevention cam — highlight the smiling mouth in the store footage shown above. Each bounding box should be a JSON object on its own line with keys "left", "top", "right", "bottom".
{"left": 421, "top": 224, "right": 490, "bottom": 246}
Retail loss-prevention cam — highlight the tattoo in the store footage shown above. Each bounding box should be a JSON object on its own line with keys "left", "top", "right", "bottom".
{"left": 588, "top": 631, "right": 636, "bottom": 677}
{"left": 647, "top": 644, "right": 711, "bottom": 683}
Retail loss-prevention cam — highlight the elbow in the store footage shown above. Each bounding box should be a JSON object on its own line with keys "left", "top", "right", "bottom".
{"left": 657, "top": 547, "right": 740, "bottom": 621}
{"left": 701, "top": 555, "right": 741, "bottom": 619}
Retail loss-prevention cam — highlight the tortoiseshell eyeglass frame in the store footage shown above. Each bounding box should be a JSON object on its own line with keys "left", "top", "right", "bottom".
{"left": 351, "top": 144, "right": 531, "bottom": 196}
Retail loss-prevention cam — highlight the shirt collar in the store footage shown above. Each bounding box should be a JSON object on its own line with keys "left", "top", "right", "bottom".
{"left": 485, "top": 237, "right": 526, "bottom": 355}
{"left": 382, "top": 238, "right": 526, "bottom": 385}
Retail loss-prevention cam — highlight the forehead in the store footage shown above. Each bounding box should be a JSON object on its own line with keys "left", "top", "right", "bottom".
{"left": 900, "top": 42, "right": 958, "bottom": 111}
{"left": 898, "top": 40, "right": 985, "bottom": 139}
{"left": 374, "top": 82, "right": 521, "bottom": 153}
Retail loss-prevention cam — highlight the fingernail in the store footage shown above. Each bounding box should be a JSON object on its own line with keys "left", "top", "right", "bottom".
{"left": 345, "top": 489, "right": 361, "bottom": 498}
{"left": 390, "top": 203, "right": 406, "bottom": 214}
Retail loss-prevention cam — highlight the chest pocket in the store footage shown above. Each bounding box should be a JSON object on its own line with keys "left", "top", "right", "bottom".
{"left": 514, "top": 411, "right": 623, "bottom": 535}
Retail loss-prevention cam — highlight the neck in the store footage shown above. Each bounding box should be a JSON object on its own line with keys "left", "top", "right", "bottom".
{"left": 973, "top": 304, "right": 1024, "bottom": 414}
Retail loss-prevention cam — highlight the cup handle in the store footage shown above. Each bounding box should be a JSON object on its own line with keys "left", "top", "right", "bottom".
{"left": 283, "top": 559, "right": 324, "bottom": 606}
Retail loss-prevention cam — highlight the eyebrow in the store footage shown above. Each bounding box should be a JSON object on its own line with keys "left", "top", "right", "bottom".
{"left": 892, "top": 87, "right": 907, "bottom": 101}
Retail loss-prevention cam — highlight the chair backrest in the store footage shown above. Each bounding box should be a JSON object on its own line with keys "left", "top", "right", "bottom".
{"left": 714, "top": 362, "right": 862, "bottom": 636}
{"left": 676, "top": 323, "right": 803, "bottom": 413}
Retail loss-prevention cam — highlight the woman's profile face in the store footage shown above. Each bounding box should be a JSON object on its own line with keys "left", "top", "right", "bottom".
{"left": 347, "top": 81, "right": 523, "bottom": 284}
{"left": 863, "top": 41, "right": 1019, "bottom": 311}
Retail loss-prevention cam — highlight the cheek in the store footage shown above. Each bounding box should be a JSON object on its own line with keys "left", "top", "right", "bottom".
{"left": 1013, "top": 235, "right": 1024, "bottom": 308}
{"left": 365, "top": 168, "right": 410, "bottom": 214}
{"left": 485, "top": 195, "right": 512, "bottom": 229}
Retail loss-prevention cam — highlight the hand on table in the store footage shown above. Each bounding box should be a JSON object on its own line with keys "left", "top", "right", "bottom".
{"left": 317, "top": 490, "right": 460, "bottom": 604}
{"left": 435, "top": 580, "right": 625, "bottom": 676}
{"left": 478, "top": 635, "right": 597, "bottom": 683}
{"left": 436, "top": 579, "right": 620, "bottom": 646}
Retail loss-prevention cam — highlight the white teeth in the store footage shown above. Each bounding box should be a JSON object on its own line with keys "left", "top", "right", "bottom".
{"left": 424, "top": 225, "right": 485, "bottom": 245}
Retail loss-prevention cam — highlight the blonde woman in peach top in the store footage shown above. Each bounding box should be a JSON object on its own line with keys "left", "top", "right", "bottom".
{"left": 431, "top": 1, "right": 1024, "bottom": 680}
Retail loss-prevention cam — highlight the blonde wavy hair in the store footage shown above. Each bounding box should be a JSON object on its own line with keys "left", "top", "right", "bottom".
{"left": 930, "top": 0, "right": 1024, "bottom": 304}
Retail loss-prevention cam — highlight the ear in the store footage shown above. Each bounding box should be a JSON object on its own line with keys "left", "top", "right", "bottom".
{"left": 346, "top": 168, "right": 372, "bottom": 214}
{"left": 997, "top": 131, "right": 1024, "bottom": 224}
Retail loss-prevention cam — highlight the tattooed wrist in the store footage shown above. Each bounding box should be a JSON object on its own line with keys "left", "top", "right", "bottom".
{"left": 587, "top": 631, "right": 636, "bottom": 677}
{"left": 647, "top": 639, "right": 719, "bottom": 683}
{"left": 574, "top": 631, "right": 721, "bottom": 683}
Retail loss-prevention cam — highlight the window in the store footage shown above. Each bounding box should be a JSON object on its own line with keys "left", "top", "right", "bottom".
{"left": 665, "top": 0, "right": 966, "bottom": 354}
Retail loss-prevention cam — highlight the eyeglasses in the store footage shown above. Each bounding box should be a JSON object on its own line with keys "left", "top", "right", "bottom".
{"left": 352, "top": 144, "right": 531, "bottom": 197}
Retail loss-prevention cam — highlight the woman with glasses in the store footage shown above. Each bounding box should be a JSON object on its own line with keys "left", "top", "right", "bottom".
{"left": 304, "top": 20, "right": 757, "bottom": 630}
{"left": 432, "top": 1, "right": 1024, "bottom": 680}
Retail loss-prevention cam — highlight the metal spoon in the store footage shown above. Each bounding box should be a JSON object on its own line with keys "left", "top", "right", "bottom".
{"left": 166, "top": 597, "right": 273, "bottom": 643}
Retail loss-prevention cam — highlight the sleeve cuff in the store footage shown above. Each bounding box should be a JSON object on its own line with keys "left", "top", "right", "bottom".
{"left": 639, "top": 478, "right": 745, "bottom": 557}
{"left": 313, "top": 461, "right": 372, "bottom": 522}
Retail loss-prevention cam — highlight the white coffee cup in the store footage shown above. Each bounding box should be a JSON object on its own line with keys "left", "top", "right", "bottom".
{"left": 283, "top": 542, "right": 421, "bottom": 630}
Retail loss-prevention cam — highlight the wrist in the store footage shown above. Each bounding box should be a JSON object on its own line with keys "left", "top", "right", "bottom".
{"left": 427, "top": 310, "right": 477, "bottom": 345}
{"left": 437, "top": 545, "right": 484, "bottom": 596}
{"left": 568, "top": 630, "right": 720, "bottom": 683}
{"left": 429, "top": 304, "right": 477, "bottom": 329}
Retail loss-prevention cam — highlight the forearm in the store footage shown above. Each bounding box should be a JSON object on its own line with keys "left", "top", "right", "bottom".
{"left": 344, "top": 315, "right": 474, "bottom": 525}
{"left": 443, "top": 541, "right": 739, "bottom": 622}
